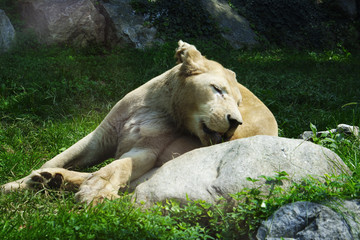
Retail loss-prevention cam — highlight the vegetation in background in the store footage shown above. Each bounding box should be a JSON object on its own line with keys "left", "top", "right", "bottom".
{"left": 0, "top": 41, "right": 359, "bottom": 239}
{"left": 129, "top": 0, "right": 360, "bottom": 49}
{"left": 130, "top": 0, "right": 223, "bottom": 41}
{"left": 230, "top": 0, "right": 360, "bottom": 49}
{"left": 0, "top": 0, "right": 22, "bottom": 30}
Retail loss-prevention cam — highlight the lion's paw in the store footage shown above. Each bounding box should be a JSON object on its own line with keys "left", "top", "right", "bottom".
{"left": 75, "top": 188, "right": 120, "bottom": 205}
{"left": 75, "top": 175, "right": 120, "bottom": 205}
{"left": 1, "top": 170, "right": 65, "bottom": 193}
{"left": 28, "top": 170, "right": 64, "bottom": 189}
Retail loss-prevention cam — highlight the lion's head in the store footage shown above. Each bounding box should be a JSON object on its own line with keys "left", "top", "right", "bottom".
{"left": 171, "top": 41, "right": 243, "bottom": 146}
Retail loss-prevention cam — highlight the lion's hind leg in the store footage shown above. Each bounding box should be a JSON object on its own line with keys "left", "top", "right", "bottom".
{"left": 75, "top": 147, "right": 158, "bottom": 205}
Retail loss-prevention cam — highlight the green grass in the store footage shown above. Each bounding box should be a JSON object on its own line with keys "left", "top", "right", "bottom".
{"left": 0, "top": 42, "right": 360, "bottom": 239}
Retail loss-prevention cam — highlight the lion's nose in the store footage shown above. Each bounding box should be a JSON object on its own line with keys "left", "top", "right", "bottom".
{"left": 227, "top": 114, "right": 243, "bottom": 129}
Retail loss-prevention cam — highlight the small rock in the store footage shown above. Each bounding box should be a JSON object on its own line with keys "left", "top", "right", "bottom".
{"left": 337, "top": 124, "right": 359, "bottom": 137}
{"left": 299, "top": 124, "right": 359, "bottom": 140}
{"left": 256, "top": 200, "right": 360, "bottom": 240}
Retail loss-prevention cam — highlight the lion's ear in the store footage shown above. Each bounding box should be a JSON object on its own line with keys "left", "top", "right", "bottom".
{"left": 175, "top": 40, "right": 192, "bottom": 64}
{"left": 175, "top": 40, "right": 206, "bottom": 75}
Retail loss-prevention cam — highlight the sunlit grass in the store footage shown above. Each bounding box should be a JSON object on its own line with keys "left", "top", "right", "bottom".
{"left": 0, "top": 43, "right": 359, "bottom": 239}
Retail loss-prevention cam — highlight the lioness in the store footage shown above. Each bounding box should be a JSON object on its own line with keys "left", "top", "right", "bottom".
{"left": 2, "top": 41, "right": 277, "bottom": 204}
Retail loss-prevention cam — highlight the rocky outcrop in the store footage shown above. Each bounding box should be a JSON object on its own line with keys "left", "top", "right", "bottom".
{"left": 16, "top": 0, "right": 256, "bottom": 49}
{"left": 0, "top": 9, "right": 15, "bottom": 52}
{"left": 18, "top": 0, "right": 157, "bottom": 48}
{"left": 16, "top": 0, "right": 160, "bottom": 48}
{"left": 132, "top": 136, "right": 349, "bottom": 208}
{"left": 13, "top": 0, "right": 356, "bottom": 49}
{"left": 99, "top": 0, "right": 160, "bottom": 49}
{"left": 200, "top": 0, "right": 257, "bottom": 49}
{"left": 257, "top": 200, "right": 360, "bottom": 240}
{"left": 97, "top": 0, "right": 256, "bottom": 49}
{"left": 20, "top": 0, "right": 106, "bottom": 46}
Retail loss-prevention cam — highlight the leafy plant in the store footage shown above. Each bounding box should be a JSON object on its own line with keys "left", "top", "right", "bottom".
{"left": 130, "top": 0, "right": 222, "bottom": 41}
{"left": 229, "top": 0, "right": 359, "bottom": 49}
{"left": 308, "top": 122, "right": 360, "bottom": 176}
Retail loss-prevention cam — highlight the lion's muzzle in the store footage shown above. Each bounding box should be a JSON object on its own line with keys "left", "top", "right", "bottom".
{"left": 202, "top": 114, "right": 242, "bottom": 144}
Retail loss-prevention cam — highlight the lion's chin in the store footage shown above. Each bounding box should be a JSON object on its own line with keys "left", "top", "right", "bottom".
{"left": 201, "top": 123, "right": 227, "bottom": 145}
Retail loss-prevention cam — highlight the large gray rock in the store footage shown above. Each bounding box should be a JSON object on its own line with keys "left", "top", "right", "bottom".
{"left": 20, "top": 0, "right": 106, "bottom": 46}
{"left": 0, "top": 9, "right": 15, "bottom": 52}
{"left": 132, "top": 136, "right": 349, "bottom": 208}
{"left": 200, "top": 0, "right": 257, "bottom": 49}
{"left": 256, "top": 200, "right": 360, "bottom": 240}
{"left": 99, "top": 0, "right": 160, "bottom": 49}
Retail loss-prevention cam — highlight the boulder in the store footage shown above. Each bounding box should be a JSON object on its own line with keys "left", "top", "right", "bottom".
{"left": 200, "top": 0, "right": 257, "bottom": 49}
{"left": 20, "top": 0, "right": 106, "bottom": 46}
{"left": 256, "top": 200, "right": 360, "bottom": 240}
{"left": 0, "top": 9, "right": 16, "bottom": 52}
{"left": 99, "top": 0, "right": 160, "bottom": 49}
{"left": 132, "top": 135, "right": 349, "bottom": 208}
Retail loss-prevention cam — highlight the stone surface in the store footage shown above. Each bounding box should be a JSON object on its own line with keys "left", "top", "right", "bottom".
{"left": 20, "top": 0, "right": 106, "bottom": 46}
{"left": 15, "top": 0, "right": 257, "bottom": 49}
{"left": 299, "top": 124, "right": 359, "bottom": 140}
{"left": 100, "top": 0, "right": 160, "bottom": 49}
{"left": 0, "top": 9, "right": 15, "bottom": 52}
{"left": 337, "top": 124, "right": 359, "bottom": 136}
{"left": 256, "top": 200, "right": 360, "bottom": 240}
{"left": 200, "top": 0, "right": 257, "bottom": 49}
{"left": 132, "top": 136, "right": 349, "bottom": 208}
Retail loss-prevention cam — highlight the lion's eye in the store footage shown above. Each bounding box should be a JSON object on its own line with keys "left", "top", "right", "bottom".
{"left": 212, "top": 85, "right": 223, "bottom": 96}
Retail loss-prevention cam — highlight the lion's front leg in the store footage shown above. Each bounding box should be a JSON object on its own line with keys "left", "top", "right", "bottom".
{"left": 28, "top": 168, "right": 90, "bottom": 191}
{"left": 74, "top": 159, "right": 131, "bottom": 205}
{"left": 2, "top": 168, "right": 90, "bottom": 193}
{"left": 75, "top": 148, "right": 157, "bottom": 205}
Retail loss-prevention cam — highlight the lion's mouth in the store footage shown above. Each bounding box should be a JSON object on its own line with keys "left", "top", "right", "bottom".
{"left": 202, "top": 123, "right": 216, "bottom": 135}
{"left": 202, "top": 123, "right": 230, "bottom": 144}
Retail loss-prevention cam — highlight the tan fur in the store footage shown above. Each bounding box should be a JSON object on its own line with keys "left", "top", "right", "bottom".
{"left": 1, "top": 41, "right": 277, "bottom": 205}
